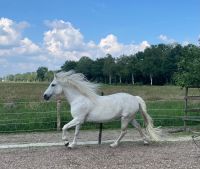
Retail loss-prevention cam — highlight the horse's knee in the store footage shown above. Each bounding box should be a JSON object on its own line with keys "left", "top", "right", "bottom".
{"left": 62, "top": 124, "right": 68, "bottom": 131}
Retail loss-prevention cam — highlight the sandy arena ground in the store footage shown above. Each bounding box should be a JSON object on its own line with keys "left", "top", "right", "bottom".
{"left": 0, "top": 129, "right": 200, "bottom": 169}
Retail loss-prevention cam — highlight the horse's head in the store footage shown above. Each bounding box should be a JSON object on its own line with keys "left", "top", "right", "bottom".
{"left": 43, "top": 75, "right": 63, "bottom": 101}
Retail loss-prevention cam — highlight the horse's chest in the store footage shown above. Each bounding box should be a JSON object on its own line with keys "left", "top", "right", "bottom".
{"left": 70, "top": 100, "right": 93, "bottom": 118}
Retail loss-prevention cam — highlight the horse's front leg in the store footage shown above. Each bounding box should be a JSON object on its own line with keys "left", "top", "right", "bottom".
{"left": 68, "top": 124, "right": 81, "bottom": 148}
{"left": 62, "top": 118, "right": 80, "bottom": 146}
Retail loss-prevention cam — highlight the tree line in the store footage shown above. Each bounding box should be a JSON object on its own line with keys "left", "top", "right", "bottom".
{"left": 3, "top": 43, "right": 200, "bottom": 86}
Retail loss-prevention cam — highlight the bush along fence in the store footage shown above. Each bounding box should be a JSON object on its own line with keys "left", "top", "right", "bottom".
{"left": 1, "top": 98, "right": 199, "bottom": 133}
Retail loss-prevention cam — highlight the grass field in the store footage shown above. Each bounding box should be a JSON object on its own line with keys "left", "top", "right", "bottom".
{"left": 0, "top": 82, "right": 200, "bottom": 133}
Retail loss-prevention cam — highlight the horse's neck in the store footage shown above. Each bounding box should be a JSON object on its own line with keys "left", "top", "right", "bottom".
{"left": 63, "top": 86, "right": 83, "bottom": 103}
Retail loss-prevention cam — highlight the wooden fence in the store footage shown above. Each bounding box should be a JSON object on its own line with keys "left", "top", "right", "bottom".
{"left": 184, "top": 86, "right": 200, "bottom": 130}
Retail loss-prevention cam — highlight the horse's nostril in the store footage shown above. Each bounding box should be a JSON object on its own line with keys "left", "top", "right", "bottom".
{"left": 44, "top": 94, "right": 49, "bottom": 100}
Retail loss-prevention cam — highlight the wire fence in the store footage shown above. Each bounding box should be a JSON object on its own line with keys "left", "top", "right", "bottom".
{"left": 0, "top": 99, "right": 199, "bottom": 133}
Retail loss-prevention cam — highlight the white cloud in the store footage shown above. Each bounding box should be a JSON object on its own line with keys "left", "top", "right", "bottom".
{"left": 98, "top": 34, "right": 150, "bottom": 56}
{"left": 0, "top": 18, "right": 151, "bottom": 77}
{"left": 99, "top": 34, "right": 123, "bottom": 54}
{"left": 158, "top": 34, "right": 167, "bottom": 41}
{"left": 158, "top": 34, "right": 175, "bottom": 43}
{"left": 0, "top": 18, "right": 40, "bottom": 57}
{"left": 44, "top": 20, "right": 85, "bottom": 57}
{"left": 0, "top": 37, "right": 41, "bottom": 57}
{"left": 20, "top": 38, "right": 40, "bottom": 53}
{"left": 182, "top": 41, "right": 189, "bottom": 46}
{"left": 0, "top": 18, "right": 21, "bottom": 47}
{"left": 43, "top": 20, "right": 150, "bottom": 60}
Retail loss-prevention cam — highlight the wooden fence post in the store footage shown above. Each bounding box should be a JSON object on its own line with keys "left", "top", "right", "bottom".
{"left": 98, "top": 91, "right": 104, "bottom": 145}
{"left": 183, "top": 86, "right": 200, "bottom": 131}
{"left": 184, "top": 87, "right": 188, "bottom": 131}
{"left": 98, "top": 123, "right": 103, "bottom": 145}
{"left": 56, "top": 99, "right": 61, "bottom": 131}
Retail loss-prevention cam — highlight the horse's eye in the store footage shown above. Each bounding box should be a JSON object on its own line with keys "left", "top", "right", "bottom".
{"left": 51, "top": 84, "right": 56, "bottom": 87}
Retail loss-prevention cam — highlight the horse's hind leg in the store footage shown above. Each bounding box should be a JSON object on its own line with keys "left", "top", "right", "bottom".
{"left": 110, "top": 116, "right": 129, "bottom": 148}
{"left": 131, "top": 119, "right": 149, "bottom": 145}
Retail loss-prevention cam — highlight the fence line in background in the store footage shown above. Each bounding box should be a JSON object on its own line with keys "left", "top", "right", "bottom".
{"left": 0, "top": 117, "right": 185, "bottom": 126}
{"left": 0, "top": 98, "right": 194, "bottom": 134}
{"left": 56, "top": 99, "right": 61, "bottom": 131}
{"left": 0, "top": 106, "right": 185, "bottom": 114}
{"left": 0, "top": 99, "right": 185, "bottom": 104}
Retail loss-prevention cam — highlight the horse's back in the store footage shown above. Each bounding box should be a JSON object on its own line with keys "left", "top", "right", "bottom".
{"left": 86, "top": 93, "right": 140, "bottom": 122}
{"left": 104, "top": 93, "right": 139, "bottom": 113}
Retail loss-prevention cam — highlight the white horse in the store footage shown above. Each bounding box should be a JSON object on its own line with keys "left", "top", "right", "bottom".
{"left": 43, "top": 70, "right": 162, "bottom": 148}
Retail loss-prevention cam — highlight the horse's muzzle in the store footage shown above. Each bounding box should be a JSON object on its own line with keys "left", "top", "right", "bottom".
{"left": 43, "top": 94, "right": 51, "bottom": 101}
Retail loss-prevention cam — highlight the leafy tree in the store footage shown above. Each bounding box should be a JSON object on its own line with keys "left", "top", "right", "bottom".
{"left": 15, "top": 74, "right": 23, "bottom": 81}
{"left": 128, "top": 52, "right": 143, "bottom": 85}
{"left": 142, "top": 44, "right": 171, "bottom": 85}
{"left": 46, "top": 71, "right": 54, "bottom": 81}
{"left": 174, "top": 44, "right": 200, "bottom": 87}
{"left": 162, "top": 44, "right": 182, "bottom": 84}
{"left": 7, "top": 75, "right": 15, "bottom": 81}
{"left": 36, "top": 67, "right": 48, "bottom": 81}
{"left": 23, "top": 72, "right": 37, "bottom": 82}
{"left": 91, "top": 58, "right": 105, "bottom": 82}
{"left": 103, "top": 54, "right": 116, "bottom": 84}
{"left": 116, "top": 56, "right": 130, "bottom": 84}
{"left": 5, "top": 43, "right": 200, "bottom": 85}
{"left": 142, "top": 46, "right": 160, "bottom": 85}
{"left": 76, "top": 56, "right": 94, "bottom": 79}
{"left": 61, "top": 60, "right": 77, "bottom": 71}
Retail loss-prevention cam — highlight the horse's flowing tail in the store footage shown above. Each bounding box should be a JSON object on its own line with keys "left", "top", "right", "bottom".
{"left": 136, "top": 96, "right": 162, "bottom": 141}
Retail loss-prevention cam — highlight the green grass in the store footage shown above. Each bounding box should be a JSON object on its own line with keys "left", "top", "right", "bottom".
{"left": 0, "top": 82, "right": 50, "bottom": 102}
{"left": 0, "top": 82, "right": 200, "bottom": 133}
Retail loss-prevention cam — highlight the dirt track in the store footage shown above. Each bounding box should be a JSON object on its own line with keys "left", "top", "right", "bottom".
{"left": 0, "top": 129, "right": 200, "bottom": 169}
{"left": 1, "top": 141, "right": 200, "bottom": 169}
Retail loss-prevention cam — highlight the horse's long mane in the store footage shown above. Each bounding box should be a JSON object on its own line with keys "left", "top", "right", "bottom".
{"left": 56, "top": 70, "right": 99, "bottom": 100}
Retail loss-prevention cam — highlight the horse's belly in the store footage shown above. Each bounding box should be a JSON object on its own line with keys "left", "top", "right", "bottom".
{"left": 86, "top": 110, "right": 121, "bottom": 122}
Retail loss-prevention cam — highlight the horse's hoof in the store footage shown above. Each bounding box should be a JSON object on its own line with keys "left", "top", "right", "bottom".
{"left": 143, "top": 141, "right": 149, "bottom": 145}
{"left": 68, "top": 144, "right": 75, "bottom": 149}
{"left": 110, "top": 143, "right": 118, "bottom": 148}
{"left": 64, "top": 141, "right": 69, "bottom": 147}
{"left": 67, "top": 146, "right": 73, "bottom": 149}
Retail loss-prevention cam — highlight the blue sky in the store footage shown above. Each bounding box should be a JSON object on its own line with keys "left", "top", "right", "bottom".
{"left": 0, "top": 0, "right": 200, "bottom": 77}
